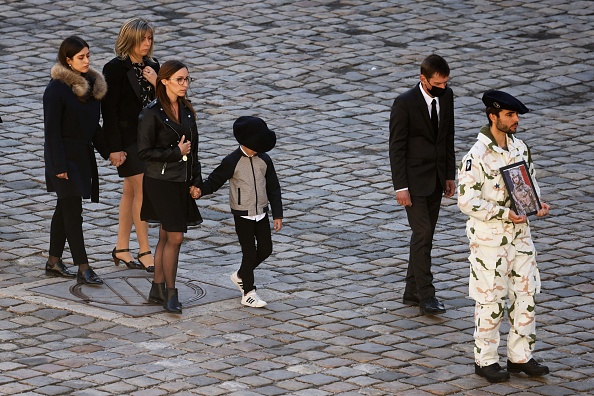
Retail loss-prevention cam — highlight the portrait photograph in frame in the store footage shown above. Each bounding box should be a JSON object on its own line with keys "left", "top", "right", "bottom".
{"left": 500, "top": 160, "right": 542, "bottom": 216}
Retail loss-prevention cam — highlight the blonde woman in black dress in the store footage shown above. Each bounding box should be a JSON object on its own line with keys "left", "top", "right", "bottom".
{"left": 102, "top": 18, "right": 159, "bottom": 272}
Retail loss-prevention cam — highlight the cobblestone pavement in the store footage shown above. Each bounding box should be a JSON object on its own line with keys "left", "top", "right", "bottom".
{"left": 1, "top": 0, "right": 593, "bottom": 395}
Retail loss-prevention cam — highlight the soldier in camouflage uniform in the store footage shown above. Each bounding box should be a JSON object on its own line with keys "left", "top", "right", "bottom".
{"left": 457, "top": 90, "right": 551, "bottom": 383}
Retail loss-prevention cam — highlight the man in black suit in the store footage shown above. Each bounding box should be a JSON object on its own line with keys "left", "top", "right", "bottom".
{"left": 389, "top": 54, "right": 456, "bottom": 315}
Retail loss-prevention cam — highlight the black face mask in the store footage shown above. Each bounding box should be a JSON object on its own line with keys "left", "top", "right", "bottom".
{"left": 427, "top": 82, "right": 447, "bottom": 98}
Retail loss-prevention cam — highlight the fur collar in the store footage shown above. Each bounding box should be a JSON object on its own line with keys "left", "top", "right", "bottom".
{"left": 50, "top": 63, "right": 107, "bottom": 101}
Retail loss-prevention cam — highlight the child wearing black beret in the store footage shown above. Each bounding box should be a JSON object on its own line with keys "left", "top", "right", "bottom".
{"left": 199, "top": 116, "right": 283, "bottom": 307}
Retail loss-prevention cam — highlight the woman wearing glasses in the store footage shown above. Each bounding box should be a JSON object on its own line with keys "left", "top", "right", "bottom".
{"left": 137, "top": 60, "right": 203, "bottom": 313}
{"left": 102, "top": 18, "right": 159, "bottom": 273}
{"left": 43, "top": 36, "right": 109, "bottom": 284}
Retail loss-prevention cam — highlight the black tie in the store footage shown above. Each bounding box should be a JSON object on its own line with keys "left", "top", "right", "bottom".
{"left": 431, "top": 99, "right": 438, "bottom": 137}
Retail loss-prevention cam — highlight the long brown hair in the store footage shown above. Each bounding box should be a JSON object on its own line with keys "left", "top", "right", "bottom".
{"left": 155, "top": 60, "right": 195, "bottom": 122}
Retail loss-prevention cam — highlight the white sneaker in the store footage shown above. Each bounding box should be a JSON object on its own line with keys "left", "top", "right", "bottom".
{"left": 241, "top": 291, "right": 267, "bottom": 308}
{"left": 230, "top": 271, "right": 244, "bottom": 294}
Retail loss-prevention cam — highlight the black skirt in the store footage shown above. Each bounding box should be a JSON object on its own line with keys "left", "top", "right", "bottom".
{"left": 141, "top": 176, "right": 202, "bottom": 232}
{"left": 117, "top": 143, "right": 145, "bottom": 177}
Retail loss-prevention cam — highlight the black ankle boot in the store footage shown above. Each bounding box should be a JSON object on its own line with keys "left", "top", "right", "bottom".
{"left": 163, "top": 288, "right": 182, "bottom": 313}
{"left": 148, "top": 282, "right": 166, "bottom": 304}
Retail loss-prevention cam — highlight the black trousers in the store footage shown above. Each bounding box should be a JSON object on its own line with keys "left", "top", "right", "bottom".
{"left": 233, "top": 214, "right": 273, "bottom": 294}
{"left": 49, "top": 196, "right": 88, "bottom": 265}
{"left": 404, "top": 179, "right": 443, "bottom": 301}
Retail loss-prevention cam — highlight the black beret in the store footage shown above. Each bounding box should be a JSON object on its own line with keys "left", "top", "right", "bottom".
{"left": 233, "top": 116, "right": 276, "bottom": 153}
{"left": 482, "top": 90, "right": 530, "bottom": 114}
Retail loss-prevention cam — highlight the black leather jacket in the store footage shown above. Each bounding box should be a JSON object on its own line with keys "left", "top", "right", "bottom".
{"left": 137, "top": 99, "right": 202, "bottom": 185}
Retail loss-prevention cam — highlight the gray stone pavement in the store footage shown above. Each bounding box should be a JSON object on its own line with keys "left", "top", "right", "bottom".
{"left": 1, "top": 0, "right": 593, "bottom": 394}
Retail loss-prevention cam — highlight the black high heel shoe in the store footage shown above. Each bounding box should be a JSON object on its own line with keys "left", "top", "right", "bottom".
{"left": 137, "top": 251, "right": 155, "bottom": 273}
{"left": 77, "top": 268, "right": 103, "bottom": 285}
{"left": 112, "top": 248, "right": 143, "bottom": 270}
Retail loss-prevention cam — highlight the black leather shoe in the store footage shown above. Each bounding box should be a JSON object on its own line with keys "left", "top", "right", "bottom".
{"left": 148, "top": 282, "right": 166, "bottom": 304}
{"left": 402, "top": 292, "right": 420, "bottom": 306}
{"left": 419, "top": 296, "right": 446, "bottom": 315}
{"left": 45, "top": 260, "right": 76, "bottom": 278}
{"left": 507, "top": 359, "right": 550, "bottom": 376}
{"left": 163, "top": 288, "right": 182, "bottom": 313}
{"left": 475, "top": 363, "right": 510, "bottom": 383}
{"left": 76, "top": 268, "right": 103, "bottom": 285}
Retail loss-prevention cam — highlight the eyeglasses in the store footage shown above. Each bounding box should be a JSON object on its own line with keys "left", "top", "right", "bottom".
{"left": 169, "top": 77, "right": 194, "bottom": 86}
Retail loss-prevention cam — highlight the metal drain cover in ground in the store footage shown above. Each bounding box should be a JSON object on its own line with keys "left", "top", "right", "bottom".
{"left": 29, "top": 272, "right": 238, "bottom": 317}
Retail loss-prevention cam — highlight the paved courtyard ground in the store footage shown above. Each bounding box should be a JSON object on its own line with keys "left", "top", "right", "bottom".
{"left": 0, "top": 0, "right": 593, "bottom": 395}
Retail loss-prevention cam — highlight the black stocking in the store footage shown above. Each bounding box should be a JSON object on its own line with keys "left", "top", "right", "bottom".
{"left": 153, "top": 226, "right": 167, "bottom": 285}
{"left": 153, "top": 225, "right": 184, "bottom": 289}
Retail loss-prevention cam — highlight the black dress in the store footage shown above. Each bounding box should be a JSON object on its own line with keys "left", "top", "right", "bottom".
{"left": 138, "top": 106, "right": 202, "bottom": 233}
{"left": 102, "top": 57, "right": 159, "bottom": 178}
{"left": 141, "top": 176, "right": 202, "bottom": 233}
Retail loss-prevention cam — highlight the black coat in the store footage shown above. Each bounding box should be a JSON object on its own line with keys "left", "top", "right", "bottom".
{"left": 389, "top": 83, "right": 456, "bottom": 196}
{"left": 43, "top": 64, "right": 109, "bottom": 202}
{"left": 101, "top": 56, "right": 159, "bottom": 153}
{"left": 137, "top": 100, "right": 202, "bottom": 186}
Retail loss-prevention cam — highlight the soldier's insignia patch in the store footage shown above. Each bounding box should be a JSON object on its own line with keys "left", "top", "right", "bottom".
{"left": 465, "top": 159, "right": 472, "bottom": 171}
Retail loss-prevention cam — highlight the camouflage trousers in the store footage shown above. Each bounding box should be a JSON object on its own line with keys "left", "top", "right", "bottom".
{"left": 468, "top": 224, "right": 541, "bottom": 366}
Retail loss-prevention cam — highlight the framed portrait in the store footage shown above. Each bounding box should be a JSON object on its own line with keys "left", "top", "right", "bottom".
{"left": 500, "top": 161, "right": 541, "bottom": 216}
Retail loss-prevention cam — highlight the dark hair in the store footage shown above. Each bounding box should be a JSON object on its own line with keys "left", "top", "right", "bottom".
{"left": 485, "top": 106, "right": 502, "bottom": 126}
{"left": 420, "top": 54, "right": 450, "bottom": 79}
{"left": 155, "top": 60, "right": 196, "bottom": 121}
{"left": 57, "top": 36, "right": 89, "bottom": 67}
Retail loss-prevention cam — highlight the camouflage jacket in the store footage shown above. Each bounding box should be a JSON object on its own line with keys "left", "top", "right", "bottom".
{"left": 457, "top": 125, "right": 540, "bottom": 244}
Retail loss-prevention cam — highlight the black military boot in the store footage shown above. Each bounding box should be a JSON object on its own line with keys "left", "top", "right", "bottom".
{"left": 507, "top": 359, "right": 550, "bottom": 376}
{"left": 475, "top": 363, "right": 510, "bottom": 383}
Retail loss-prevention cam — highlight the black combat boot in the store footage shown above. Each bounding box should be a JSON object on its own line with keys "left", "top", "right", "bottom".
{"left": 475, "top": 363, "right": 510, "bottom": 383}
{"left": 507, "top": 359, "right": 550, "bottom": 376}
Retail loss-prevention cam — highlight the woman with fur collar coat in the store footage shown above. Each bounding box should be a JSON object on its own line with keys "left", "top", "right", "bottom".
{"left": 43, "top": 36, "right": 109, "bottom": 285}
